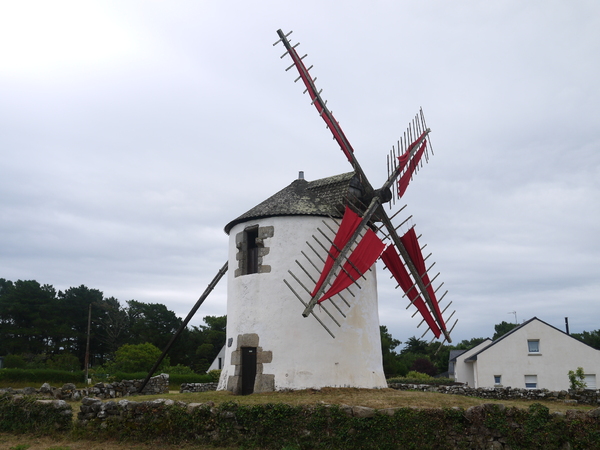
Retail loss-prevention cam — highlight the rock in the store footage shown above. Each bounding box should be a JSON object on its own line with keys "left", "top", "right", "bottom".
{"left": 351, "top": 406, "right": 376, "bottom": 418}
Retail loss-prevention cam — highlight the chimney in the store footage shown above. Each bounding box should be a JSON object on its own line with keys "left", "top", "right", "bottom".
{"left": 565, "top": 317, "right": 570, "bottom": 335}
{"left": 298, "top": 171, "right": 304, "bottom": 180}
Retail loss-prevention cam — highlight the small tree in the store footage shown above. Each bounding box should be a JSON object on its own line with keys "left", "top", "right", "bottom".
{"left": 113, "top": 343, "right": 170, "bottom": 373}
{"left": 568, "top": 367, "right": 587, "bottom": 390}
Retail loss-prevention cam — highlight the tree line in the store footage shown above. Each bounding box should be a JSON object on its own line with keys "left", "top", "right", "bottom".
{"left": 0, "top": 278, "right": 225, "bottom": 373}
{"left": 2, "top": 278, "right": 599, "bottom": 378}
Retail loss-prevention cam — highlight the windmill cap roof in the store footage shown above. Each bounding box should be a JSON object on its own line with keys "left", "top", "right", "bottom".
{"left": 224, "top": 172, "right": 355, "bottom": 234}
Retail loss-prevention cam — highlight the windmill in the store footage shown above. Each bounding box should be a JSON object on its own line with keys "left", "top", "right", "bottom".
{"left": 141, "top": 29, "right": 456, "bottom": 395}
{"left": 272, "top": 29, "right": 456, "bottom": 342}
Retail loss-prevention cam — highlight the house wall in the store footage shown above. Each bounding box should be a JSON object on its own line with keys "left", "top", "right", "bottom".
{"left": 219, "top": 215, "right": 386, "bottom": 393}
{"left": 453, "top": 339, "right": 492, "bottom": 387}
{"left": 473, "top": 319, "right": 600, "bottom": 391}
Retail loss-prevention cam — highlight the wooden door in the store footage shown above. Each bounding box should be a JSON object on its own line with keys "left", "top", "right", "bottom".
{"left": 241, "top": 347, "right": 257, "bottom": 395}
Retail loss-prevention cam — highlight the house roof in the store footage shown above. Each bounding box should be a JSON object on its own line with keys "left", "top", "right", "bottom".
{"left": 449, "top": 349, "right": 467, "bottom": 363}
{"left": 464, "top": 317, "right": 596, "bottom": 362}
{"left": 224, "top": 172, "right": 356, "bottom": 234}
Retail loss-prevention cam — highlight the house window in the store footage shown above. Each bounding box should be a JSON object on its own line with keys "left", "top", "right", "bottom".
{"left": 494, "top": 375, "right": 502, "bottom": 386}
{"left": 525, "top": 375, "right": 537, "bottom": 389}
{"left": 584, "top": 374, "right": 596, "bottom": 390}
{"left": 527, "top": 340, "right": 540, "bottom": 353}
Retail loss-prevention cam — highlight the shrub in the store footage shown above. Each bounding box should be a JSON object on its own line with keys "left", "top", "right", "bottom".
{"left": 112, "top": 343, "right": 170, "bottom": 373}
{"left": 164, "top": 364, "right": 195, "bottom": 375}
{"left": 2, "top": 355, "right": 26, "bottom": 369}
{"left": 568, "top": 367, "right": 587, "bottom": 390}
{"left": 207, "top": 369, "right": 221, "bottom": 382}
{"left": 406, "top": 370, "right": 433, "bottom": 380}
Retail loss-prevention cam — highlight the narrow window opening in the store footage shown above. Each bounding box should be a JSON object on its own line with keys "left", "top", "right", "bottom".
{"left": 246, "top": 227, "right": 259, "bottom": 275}
{"left": 494, "top": 375, "right": 501, "bottom": 386}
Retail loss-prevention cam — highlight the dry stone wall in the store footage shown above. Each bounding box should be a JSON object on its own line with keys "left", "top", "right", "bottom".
{"left": 388, "top": 383, "right": 600, "bottom": 406}
{"left": 0, "top": 374, "right": 169, "bottom": 400}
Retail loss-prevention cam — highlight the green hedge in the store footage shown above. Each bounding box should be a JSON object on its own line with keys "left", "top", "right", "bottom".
{"left": 0, "top": 393, "right": 72, "bottom": 434}
{"left": 387, "top": 376, "right": 456, "bottom": 385}
{"left": 75, "top": 402, "right": 600, "bottom": 449}
{"left": 0, "top": 368, "right": 83, "bottom": 385}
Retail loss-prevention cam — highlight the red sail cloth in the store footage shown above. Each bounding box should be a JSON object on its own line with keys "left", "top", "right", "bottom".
{"left": 310, "top": 206, "right": 363, "bottom": 298}
{"left": 317, "top": 229, "right": 385, "bottom": 303}
{"left": 398, "top": 140, "right": 428, "bottom": 198}
{"left": 397, "top": 131, "right": 428, "bottom": 169}
{"left": 381, "top": 246, "right": 441, "bottom": 338}
{"left": 399, "top": 228, "right": 447, "bottom": 332}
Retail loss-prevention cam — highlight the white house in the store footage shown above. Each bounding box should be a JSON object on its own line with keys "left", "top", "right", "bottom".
{"left": 217, "top": 172, "right": 387, "bottom": 394}
{"left": 452, "top": 317, "right": 600, "bottom": 391}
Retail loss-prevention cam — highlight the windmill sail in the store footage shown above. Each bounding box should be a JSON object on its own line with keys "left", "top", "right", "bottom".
{"left": 311, "top": 206, "right": 363, "bottom": 298}
{"left": 317, "top": 227, "right": 385, "bottom": 304}
{"left": 381, "top": 244, "right": 442, "bottom": 338}
{"left": 399, "top": 227, "right": 447, "bottom": 333}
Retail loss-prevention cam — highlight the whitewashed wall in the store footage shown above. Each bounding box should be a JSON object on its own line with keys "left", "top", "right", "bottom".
{"left": 453, "top": 339, "right": 492, "bottom": 387}
{"left": 218, "top": 215, "right": 387, "bottom": 391}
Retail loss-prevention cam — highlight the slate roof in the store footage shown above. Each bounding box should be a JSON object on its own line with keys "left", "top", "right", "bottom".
{"left": 224, "top": 172, "right": 356, "bottom": 234}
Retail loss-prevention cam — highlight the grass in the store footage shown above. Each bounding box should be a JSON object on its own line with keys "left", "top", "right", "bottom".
{"left": 135, "top": 387, "right": 595, "bottom": 413}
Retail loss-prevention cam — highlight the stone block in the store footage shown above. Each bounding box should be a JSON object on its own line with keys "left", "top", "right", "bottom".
{"left": 237, "top": 333, "right": 259, "bottom": 347}
{"left": 255, "top": 374, "right": 275, "bottom": 393}
{"left": 257, "top": 350, "right": 273, "bottom": 364}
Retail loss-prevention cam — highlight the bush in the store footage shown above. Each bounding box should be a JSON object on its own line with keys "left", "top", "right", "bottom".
{"left": 164, "top": 364, "right": 196, "bottom": 375}
{"left": 568, "top": 367, "right": 587, "bottom": 390}
{"left": 387, "top": 374, "right": 455, "bottom": 385}
{"left": 112, "top": 343, "right": 170, "bottom": 373}
{"left": 3, "top": 355, "right": 26, "bottom": 369}
{"left": 406, "top": 370, "right": 433, "bottom": 380}
{"left": 0, "top": 393, "right": 72, "bottom": 433}
{"left": 207, "top": 369, "right": 221, "bottom": 382}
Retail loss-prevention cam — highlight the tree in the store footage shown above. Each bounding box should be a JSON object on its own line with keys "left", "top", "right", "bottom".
{"left": 400, "top": 337, "right": 429, "bottom": 356}
{"left": 492, "top": 321, "right": 518, "bottom": 340}
{"left": 112, "top": 343, "right": 170, "bottom": 373}
{"left": 572, "top": 330, "right": 600, "bottom": 350}
{"left": 410, "top": 357, "right": 437, "bottom": 376}
{"left": 96, "top": 296, "right": 129, "bottom": 354}
{"left": 56, "top": 285, "right": 105, "bottom": 367}
{"left": 127, "top": 300, "right": 182, "bottom": 350}
{"left": 454, "top": 337, "right": 488, "bottom": 350}
{"left": 380, "top": 325, "right": 405, "bottom": 377}
{"left": 0, "top": 279, "right": 57, "bottom": 356}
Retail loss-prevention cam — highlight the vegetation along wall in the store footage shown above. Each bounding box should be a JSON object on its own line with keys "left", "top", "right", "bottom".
{"left": 3, "top": 393, "right": 600, "bottom": 449}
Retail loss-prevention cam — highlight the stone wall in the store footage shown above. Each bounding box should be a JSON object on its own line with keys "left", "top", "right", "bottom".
{"left": 0, "top": 374, "right": 169, "bottom": 401}
{"left": 73, "top": 397, "right": 600, "bottom": 449}
{"left": 389, "top": 383, "right": 600, "bottom": 406}
{"left": 179, "top": 382, "right": 218, "bottom": 393}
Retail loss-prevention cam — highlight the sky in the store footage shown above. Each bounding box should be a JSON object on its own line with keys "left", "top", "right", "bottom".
{"left": 1, "top": 0, "right": 599, "bottom": 348}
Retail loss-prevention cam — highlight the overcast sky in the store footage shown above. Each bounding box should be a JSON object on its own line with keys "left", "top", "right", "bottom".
{"left": 1, "top": 1, "right": 598, "bottom": 347}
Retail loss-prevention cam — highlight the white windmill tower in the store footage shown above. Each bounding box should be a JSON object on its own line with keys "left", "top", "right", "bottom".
{"left": 140, "top": 29, "right": 456, "bottom": 395}
{"left": 219, "top": 172, "right": 386, "bottom": 394}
